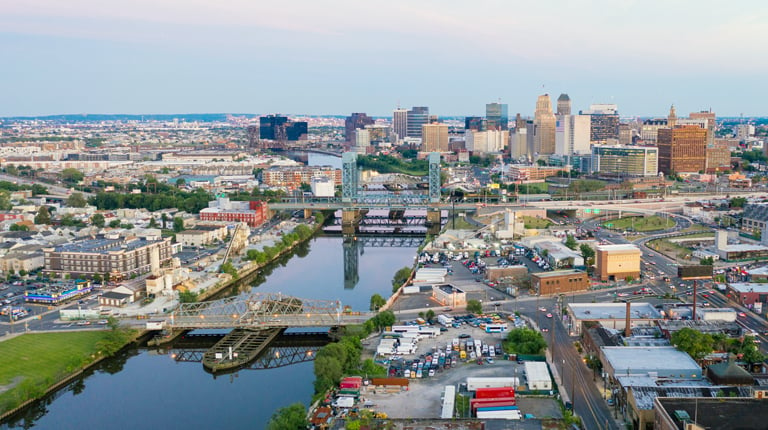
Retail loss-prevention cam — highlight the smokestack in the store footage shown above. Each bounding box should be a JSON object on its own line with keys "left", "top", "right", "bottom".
{"left": 625, "top": 301, "right": 632, "bottom": 338}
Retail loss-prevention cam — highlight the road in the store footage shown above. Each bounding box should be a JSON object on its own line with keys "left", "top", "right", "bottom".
{"left": 0, "top": 173, "right": 94, "bottom": 198}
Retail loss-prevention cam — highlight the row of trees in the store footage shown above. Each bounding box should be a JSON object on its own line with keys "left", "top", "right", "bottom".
{"left": 357, "top": 154, "right": 429, "bottom": 176}
{"left": 88, "top": 188, "right": 212, "bottom": 214}
{"left": 671, "top": 327, "right": 764, "bottom": 363}
{"left": 502, "top": 327, "right": 548, "bottom": 355}
{"left": 245, "top": 224, "right": 314, "bottom": 265}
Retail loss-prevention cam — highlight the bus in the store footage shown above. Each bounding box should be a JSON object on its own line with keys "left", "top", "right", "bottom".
{"left": 485, "top": 323, "right": 508, "bottom": 333}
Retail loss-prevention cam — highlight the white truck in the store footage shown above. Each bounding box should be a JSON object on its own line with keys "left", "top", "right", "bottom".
{"left": 437, "top": 314, "right": 454, "bottom": 327}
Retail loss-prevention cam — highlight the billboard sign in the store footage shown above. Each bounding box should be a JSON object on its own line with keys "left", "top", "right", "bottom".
{"left": 677, "top": 265, "right": 713, "bottom": 280}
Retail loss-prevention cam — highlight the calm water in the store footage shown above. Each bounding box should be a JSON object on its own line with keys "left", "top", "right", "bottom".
{"left": 307, "top": 152, "right": 342, "bottom": 169}
{"left": 2, "top": 235, "right": 417, "bottom": 430}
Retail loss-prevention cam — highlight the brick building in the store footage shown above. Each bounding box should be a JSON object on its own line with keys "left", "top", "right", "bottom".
{"left": 531, "top": 270, "right": 590, "bottom": 295}
{"left": 199, "top": 197, "right": 267, "bottom": 228}
{"left": 657, "top": 125, "right": 707, "bottom": 174}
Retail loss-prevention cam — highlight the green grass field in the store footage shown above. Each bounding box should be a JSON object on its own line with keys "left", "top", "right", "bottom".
{"left": 602, "top": 216, "right": 675, "bottom": 232}
{"left": 0, "top": 331, "right": 111, "bottom": 413}
{"left": 522, "top": 216, "right": 553, "bottom": 229}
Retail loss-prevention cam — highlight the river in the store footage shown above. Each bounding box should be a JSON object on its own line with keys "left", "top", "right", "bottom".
{"left": 2, "top": 234, "right": 418, "bottom": 430}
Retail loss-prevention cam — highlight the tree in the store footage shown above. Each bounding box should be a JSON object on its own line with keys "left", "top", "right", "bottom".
{"left": 61, "top": 168, "right": 85, "bottom": 184}
{"left": 175, "top": 178, "right": 186, "bottom": 187}
{"left": 148, "top": 216, "right": 158, "bottom": 228}
{"left": 374, "top": 310, "right": 396, "bottom": 330}
{"left": 34, "top": 206, "right": 51, "bottom": 225}
{"left": 503, "top": 327, "right": 548, "bottom": 355}
{"left": 9, "top": 223, "right": 29, "bottom": 231}
{"left": 266, "top": 402, "right": 308, "bottom": 430}
{"left": 18, "top": 269, "right": 27, "bottom": 277}
{"left": 91, "top": 213, "right": 105, "bottom": 228}
{"left": 425, "top": 309, "right": 436, "bottom": 322}
{"left": 173, "top": 217, "right": 185, "bottom": 233}
{"left": 161, "top": 213, "right": 169, "bottom": 229}
{"left": 671, "top": 327, "right": 714, "bottom": 360}
{"left": 466, "top": 299, "right": 483, "bottom": 314}
{"left": 108, "top": 219, "right": 121, "bottom": 228}
{"left": 580, "top": 244, "right": 595, "bottom": 263}
{"left": 391, "top": 266, "right": 412, "bottom": 292}
{"left": 564, "top": 235, "right": 578, "bottom": 250}
{"left": 700, "top": 256, "right": 714, "bottom": 266}
{"left": 369, "top": 294, "right": 386, "bottom": 311}
{"left": 67, "top": 192, "right": 88, "bottom": 208}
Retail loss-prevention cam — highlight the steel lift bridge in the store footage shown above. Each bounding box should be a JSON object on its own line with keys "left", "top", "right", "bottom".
{"left": 164, "top": 292, "right": 372, "bottom": 372}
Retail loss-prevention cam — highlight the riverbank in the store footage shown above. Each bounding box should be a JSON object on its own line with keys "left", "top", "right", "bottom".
{"left": 0, "top": 328, "right": 144, "bottom": 421}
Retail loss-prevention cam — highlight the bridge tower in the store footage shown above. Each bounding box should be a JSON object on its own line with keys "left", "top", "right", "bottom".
{"left": 341, "top": 152, "right": 359, "bottom": 203}
{"left": 342, "top": 236, "right": 361, "bottom": 289}
{"left": 428, "top": 152, "right": 441, "bottom": 203}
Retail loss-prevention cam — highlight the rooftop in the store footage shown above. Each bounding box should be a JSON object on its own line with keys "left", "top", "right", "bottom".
{"left": 569, "top": 302, "right": 661, "bottom": 320}
{"left": 729, "top": 282, "right": 768, "bottom": 294}
{"left": 596, "top": 243, "right": 640, "bottom": 252}
{"left": 52, "top": 237, "right": 164, "bottom": 254}
{"left": 532, "top": 269, "right": 586, "bottom": 279}
{"left": 656, "top": 397, "right": 767, "bottom": 430}
{"left": 603, "top": 346, "right": 701, "bottom": 376}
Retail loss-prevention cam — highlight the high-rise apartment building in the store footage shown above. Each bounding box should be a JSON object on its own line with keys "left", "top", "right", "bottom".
{"left": 421, "top": 122, "right": 449, "bottom": 152}
{"left": 657, "top": 125, "right": 708, "bottom": 174}
{"left": 486, "top": 102, "right": 509, "bottom": 130}
{"left": 392, "top": 109, "right": 409, "bottom": 141}
{"left": 354, "top": 129, "right": 371, "bottom": 154}
{"left": 510, "top": 113, "right": 529, "bottom": 160}
{"left": 533, "top": 94, "right": 556, "bottom": 155}
{"left": 582, "top": 104, "right": 619, "bottom": 144}
{"left": 556, "top": 94, "right": 571, "bottom": 116}
{"left": 407, "top": 106, "right": 429, "bottom": 138}
{"left": 344, "top": 113, "right": 374, "bottom": 143}
{"left": 466, "top": 129, "right": 508, "bottom": 154}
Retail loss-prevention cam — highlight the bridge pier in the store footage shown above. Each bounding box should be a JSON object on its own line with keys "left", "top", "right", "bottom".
{"left": 202, "top": 328, "right": 283, "bottom": 373}
{"left": 425, "top": 209, "right": 442, "bottom": 236}
{"left": 341, "top": 209, "right": 364, "bottom": 235}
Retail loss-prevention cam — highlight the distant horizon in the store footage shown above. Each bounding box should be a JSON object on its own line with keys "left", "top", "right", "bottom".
{"left": 2, "top": 1, "right": 767, "bottom": 118}
{"left": 2, "top": 111, "right": 766, "bottom": 121}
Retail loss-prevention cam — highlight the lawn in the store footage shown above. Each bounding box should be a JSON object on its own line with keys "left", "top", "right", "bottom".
{"left": 0, "top": 331, "right": 112, "bottom": 413}
{"left": 522, "top": 216, "right": 553, "bottom": 229}
{"left": 445, "top": 214, "right": 476, "bottom": 230}
{"left": 602, "top": 216, "right": 675, "bottom": 232}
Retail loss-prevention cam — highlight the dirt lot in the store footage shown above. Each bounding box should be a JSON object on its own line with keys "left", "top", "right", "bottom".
{"left": 361, "top": 323, "right": 562, "bottom": 420}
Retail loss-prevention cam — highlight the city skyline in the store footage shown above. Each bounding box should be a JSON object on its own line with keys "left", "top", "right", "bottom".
{"left": 1, "top": 0, "right": 767, "bottom": 117}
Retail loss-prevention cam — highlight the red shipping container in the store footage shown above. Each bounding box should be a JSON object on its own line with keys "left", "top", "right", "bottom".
{"left": 475, "top": 387, "right": 515, "bottom": 399}
{"left": 471, "top": 399, "right": 516, "bottom": 411}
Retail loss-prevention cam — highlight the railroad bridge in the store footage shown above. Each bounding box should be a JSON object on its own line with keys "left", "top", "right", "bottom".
{"left": 159, "top": 292, "right": 372, "bottom": 372}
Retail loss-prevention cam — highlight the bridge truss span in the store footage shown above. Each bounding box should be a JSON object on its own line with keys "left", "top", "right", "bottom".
{"left": 168, "top": 292, "right": 372, "bottom": 330}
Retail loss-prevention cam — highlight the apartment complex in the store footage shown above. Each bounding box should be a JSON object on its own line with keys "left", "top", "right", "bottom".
{"left": 199, "top": 197, "right": 268, "bottom": 227}
{"left": 44, "top": 236, "right": 174, "bottom": 277}
{"left": 262, "top": 165, "right": 342, "bottom": 188}
{"left": 421, "top": 122, "right": 449, "bottom": 152}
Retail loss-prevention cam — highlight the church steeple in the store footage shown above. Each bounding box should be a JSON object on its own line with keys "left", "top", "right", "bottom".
{"left": 668, "top": 104, "right": 677, "bottom": 128}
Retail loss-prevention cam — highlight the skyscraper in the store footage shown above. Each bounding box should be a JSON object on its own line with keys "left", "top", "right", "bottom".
{"left": 392, "top": 108, "right": 408, "bottom": 141}
{"left": 422, "top": 122, "right": 449, "bottom": 152}
{"left": 344, "top": 113, "right": 374, "bottom": 143}
{"left": 556, "top": 94, "right": 571, "bottom": 116}
{"left": 465, "top": 116, "right": 486, "bottom": 131}
{"left": 407, "top": 106, "right": 429, "bottom": 138}
{"left": 486, "top": 102, "right": 509, "bottom": 131}
{"left": 583, "top": 104, "right": 620, "bottom": 144}
{"left": 657, "top": 125, "right": 707, "bottom": 174}
{"left": 534, "top": 94, "right": 556, "bottom": 155}
{"left": 690, "top": 109, "right": 716, "bottom": 147}
{"left": 259, "top": 115, "right": 308, "bottom": 142}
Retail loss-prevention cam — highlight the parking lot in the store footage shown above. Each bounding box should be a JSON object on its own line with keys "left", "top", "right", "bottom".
{"left": 361, "top": 321, "right": 562, "bottom": 420}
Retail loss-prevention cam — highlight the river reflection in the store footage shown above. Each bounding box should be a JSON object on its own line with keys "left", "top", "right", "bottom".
{"left": 2, "top": 234, "right": 418, "bottom": 430}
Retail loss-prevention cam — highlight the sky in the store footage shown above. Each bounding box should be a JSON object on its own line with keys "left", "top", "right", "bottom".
{"left": 1, "top": 0, "right": 767, "bottom": 118}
